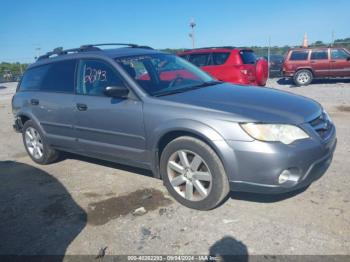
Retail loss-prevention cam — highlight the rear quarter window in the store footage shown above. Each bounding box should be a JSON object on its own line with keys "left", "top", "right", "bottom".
{"left": 19, "top": 66, "right": 50, "bottom": 91}
{"left": 289, "top": 51, "right": 309, "bottom": 61}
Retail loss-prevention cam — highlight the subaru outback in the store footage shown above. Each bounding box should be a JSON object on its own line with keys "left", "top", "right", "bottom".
{"left": 12, "top": 44, "right": 337, "bottom": 210}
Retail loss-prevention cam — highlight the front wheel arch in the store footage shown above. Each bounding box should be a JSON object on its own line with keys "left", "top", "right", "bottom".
{"left": 157, "top": 131, "right": 224, "bottom": 174}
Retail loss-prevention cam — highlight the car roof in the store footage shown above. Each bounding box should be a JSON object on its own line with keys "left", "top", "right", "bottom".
{"left": 178, "top": 47, "right": 252, "bottom": 55}
{"left": 29, "top": 46, "right": 165, "bottom": 69}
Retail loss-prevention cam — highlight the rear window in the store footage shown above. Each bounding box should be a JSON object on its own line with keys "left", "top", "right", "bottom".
{"left": 212, "top": 52, "right": 230, "bottom": 65}
{"left": 239, "top": 50, "right": 256, "bottom": 64}
{"left": 289, "top": 51, "right": 309, "bottom": 61}
{"left": 19, "top": 60, "right": 76, "bottom": 93}
{"left": 311, "top": 50, "right": 328, "bottom": 60}
{"left": 188, "top": 53, "right": 210, "bottom": 67}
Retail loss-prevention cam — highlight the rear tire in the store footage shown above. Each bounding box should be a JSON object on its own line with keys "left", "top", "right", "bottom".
{"left": 22, "top": 120, "right": 60, "bottom": 165}
{"left": 160, "top": 136, "right": 230, "bottom": 210}
{"left": 293, "top": 69, "right": 313, "bottom": 86}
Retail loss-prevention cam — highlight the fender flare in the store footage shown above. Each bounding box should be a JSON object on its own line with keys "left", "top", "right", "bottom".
{"left": 15, "top": 110, "right": 44, "bottom": 133}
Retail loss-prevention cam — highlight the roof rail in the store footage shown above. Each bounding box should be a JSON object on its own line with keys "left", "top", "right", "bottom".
{"left": 80, "top": 43, "right": 139, "bottom": 49}
{"left": 37, "top": 43, "right": 153, "bottom": 60}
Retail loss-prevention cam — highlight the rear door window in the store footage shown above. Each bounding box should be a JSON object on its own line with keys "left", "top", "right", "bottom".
{"left": 40, "top": 60, "right": 76, "bottom": 93}
{"left": 289, "top": 51, "right": 309, "bottom": 61}
{"left": 239, "top": 50, "right": 256, "bottom": 64}
{"left": 188, "top": 53, "right": 210, "bottom": 67}
{"left": 311, "top": 50, "right": 328, "bottom": 60}
{"left": 211, "top": 52, "right": 230, "bottom": 65}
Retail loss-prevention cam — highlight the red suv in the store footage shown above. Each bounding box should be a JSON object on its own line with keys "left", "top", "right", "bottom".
{"left": 178, "top": 47, "right": 268, "bottom": 86}
{"left": 283, "top": 47, "right": 350, "bottom": 86}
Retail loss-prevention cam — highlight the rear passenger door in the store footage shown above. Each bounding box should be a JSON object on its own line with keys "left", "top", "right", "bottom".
{"left": 310, "top": 49, "right": 330, "bottom": 77}
{"left": 20, "top": 60, "right": 78, "bottom": 150}
{"left": 205, "top": 52, "right": 231, "bottom": 81}
{"left": 74, "top": 59, "right": 146, "bottom": 163}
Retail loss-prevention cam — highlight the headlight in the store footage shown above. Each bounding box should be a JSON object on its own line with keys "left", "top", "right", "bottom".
{"left": 323, "top": 109, "right": 332, "bottom": 123}
{"left": 240, "top": 123, "right": 309, "bottom": 144}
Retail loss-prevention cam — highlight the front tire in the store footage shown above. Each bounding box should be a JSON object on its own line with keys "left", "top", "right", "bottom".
{"left": 160, "top": 136, "right": 230, "bottom": 210}
{"left": 293, "top": 69, "right": 313, "bottom": 86}
{"left": 22, "top": 120, "right": 60, "bottom": 164}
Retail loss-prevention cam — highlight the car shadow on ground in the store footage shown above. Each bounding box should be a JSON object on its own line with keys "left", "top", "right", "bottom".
{"left": 63, "top": 152, "right": 154, "bottom": 178}
{"left": 208, "top": 236, "right": 248, "bottom": 262}
{"left": 0, "top": 161, "right": 86, "bottom": 260}
{"left": 276, "top": 77, "right": 350, "bottom": 86}
{"left": 229, "top": 186, "right": 308, "bottom": 203}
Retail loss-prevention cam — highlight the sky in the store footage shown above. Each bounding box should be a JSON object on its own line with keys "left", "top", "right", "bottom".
{"left": 0, "top": 0, "right": 349, "bottom": 63}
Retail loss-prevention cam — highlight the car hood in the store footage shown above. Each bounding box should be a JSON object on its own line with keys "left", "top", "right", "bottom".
{"left": 158, "top": 83, "right": 322, "bottom": 124}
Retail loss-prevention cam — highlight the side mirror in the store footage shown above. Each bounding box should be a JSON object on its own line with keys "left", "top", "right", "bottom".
{"left": 347, "top": 57, "right": 350, "bottom": 61}
{"left": 104, "top": 86, "right": 129, "bottom": 98}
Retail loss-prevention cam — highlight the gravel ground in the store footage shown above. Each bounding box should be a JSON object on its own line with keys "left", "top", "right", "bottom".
{"left": 0, "top": 79, "right": 349, "bottom": 258}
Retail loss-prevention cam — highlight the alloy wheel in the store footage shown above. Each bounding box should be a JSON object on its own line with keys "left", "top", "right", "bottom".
{"left": 167, "top": 150, "right": 212, "bottom": 201}
{"left": 25, "top": 127, "right": 43, "bottom": 159}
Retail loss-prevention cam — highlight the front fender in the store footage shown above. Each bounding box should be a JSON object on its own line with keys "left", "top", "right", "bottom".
{"left": 148, "top": 119, "right": 237, "bottom": 181}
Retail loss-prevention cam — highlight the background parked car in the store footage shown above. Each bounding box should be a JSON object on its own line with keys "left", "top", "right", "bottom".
{"left": 3, "top": 70, "right": 13, "bottom": 82}
{"left": 262, "top": 54, "right": 284, "bottom": 77}
{"left": 178, "top": 47, "right": 268, "bottom": 86}
{"left": 283, "top": 47, "right": 350, "bottom": 86}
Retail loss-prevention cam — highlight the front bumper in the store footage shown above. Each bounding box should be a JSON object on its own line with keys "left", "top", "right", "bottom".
{"left": 226, "top": 125, "right": 337, "bottom": 194}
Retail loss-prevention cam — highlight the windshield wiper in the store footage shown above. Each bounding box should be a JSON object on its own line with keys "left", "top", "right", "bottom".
{"left": 189, "top": 80, "right": 222, "bottom": 88}
{"left": 153, "top": 81, "right": 222, "bottom": 97}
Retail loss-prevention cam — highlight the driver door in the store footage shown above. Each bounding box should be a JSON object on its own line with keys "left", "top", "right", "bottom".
{"left": 330, "top": 48, "right": 350, "bottom": 77}
{"left": 74, "top": 59, "right": 146, "bottom": 164}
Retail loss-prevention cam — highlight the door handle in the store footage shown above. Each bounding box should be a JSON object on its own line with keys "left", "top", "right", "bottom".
{"left": 330, "top": 60, "right": 336, "bottom": 63}
{"left": 76, "top": 103, "right": 88, "bottom": 111}
{"left": 30, "top": 99, "right": 39, "bottom": 105}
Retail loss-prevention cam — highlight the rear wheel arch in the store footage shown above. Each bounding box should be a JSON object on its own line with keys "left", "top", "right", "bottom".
{"left": 19, "top": 115, "right": 30, "bottom": 126}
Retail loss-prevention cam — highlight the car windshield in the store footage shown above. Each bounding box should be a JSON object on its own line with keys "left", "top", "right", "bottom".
{"left": 115, "top": 53, "right": 217, "bottom": 96}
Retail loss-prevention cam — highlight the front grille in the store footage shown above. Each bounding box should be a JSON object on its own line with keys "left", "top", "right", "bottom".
{"left": 309, "top": 112, "right": 332, "bottom": 140}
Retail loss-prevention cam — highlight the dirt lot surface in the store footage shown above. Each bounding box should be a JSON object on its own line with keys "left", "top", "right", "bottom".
{"left": 0, "top": 79, "right": 349, "bottom": 257}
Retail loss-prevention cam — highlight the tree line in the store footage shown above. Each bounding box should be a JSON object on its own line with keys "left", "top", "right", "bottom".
{"left": 1, "top": 38, "right": 349, "bottom": 77}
